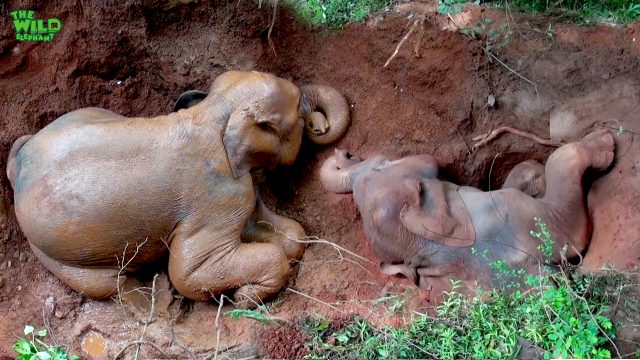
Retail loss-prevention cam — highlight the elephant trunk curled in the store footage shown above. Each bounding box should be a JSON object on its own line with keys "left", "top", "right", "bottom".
{"left": 300, "top": 85, "right": 350, "bottom": 145}
{"left": 320, "top": 152, "right": 387, "bottom": 193}
{"left": 320, "top": 155, "right": 356, "bottom": 193}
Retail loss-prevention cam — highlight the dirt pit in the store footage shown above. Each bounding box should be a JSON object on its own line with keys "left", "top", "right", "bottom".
{"left": 1, "top": 0, "right": 640, "bottom": 358}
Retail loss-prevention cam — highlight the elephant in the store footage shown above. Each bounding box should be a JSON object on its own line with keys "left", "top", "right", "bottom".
{"left": 319, "top": 129, "right": 615, "bottom": 298}
{"left": 6, "top": 70, "right": 350, "bottom": 306}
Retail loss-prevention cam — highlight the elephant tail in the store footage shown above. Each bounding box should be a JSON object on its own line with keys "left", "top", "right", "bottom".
{"left": 7, "top": 134, "right": 33, "bottom": 189}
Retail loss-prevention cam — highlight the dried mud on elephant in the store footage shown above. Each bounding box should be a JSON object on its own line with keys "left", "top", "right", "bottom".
{"left": 1, "top": 0, "right": 639, "bottom": 358}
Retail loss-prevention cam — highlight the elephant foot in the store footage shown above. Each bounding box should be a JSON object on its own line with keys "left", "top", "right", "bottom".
{"left": 169, "top": 237, "right": 290, "bottom": 304}
{"left": 30, "top": 243, "right": 121, "bottom": 299}
{"left": 244, "top": 195, "right": 307, "bottom": 261}
{"left": 579, "top": 129, "right": 615, "bottom": 171}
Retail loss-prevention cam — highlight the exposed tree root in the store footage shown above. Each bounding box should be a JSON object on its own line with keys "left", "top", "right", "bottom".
{"left": 473, "top": 126, "right": 564, "bottom": 148}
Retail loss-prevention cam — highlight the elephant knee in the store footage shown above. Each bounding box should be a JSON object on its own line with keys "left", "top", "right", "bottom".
{"left": 281, "top": 220, "right": 306, "bottom": 260}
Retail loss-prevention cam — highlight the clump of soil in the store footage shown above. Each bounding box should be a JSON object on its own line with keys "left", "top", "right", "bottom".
{"left": 1, "top": 0, "right": 639, "bottom": 358}
{"left": 255, "top": 322, "right": 309, "bottom": 359}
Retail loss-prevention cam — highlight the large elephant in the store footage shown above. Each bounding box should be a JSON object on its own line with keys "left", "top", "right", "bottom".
{"left": 6, "top": 71, "right": 350, "bottom": 306}
{"left": 320, "top": 130, "right": 614, "bottom": 298}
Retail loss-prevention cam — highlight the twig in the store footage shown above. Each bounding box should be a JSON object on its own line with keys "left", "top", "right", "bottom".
{"left": 557, "top": 266, "right": 621, "bottom": 358}
{"left": 256, "top": 221, "right": 373, "bottom": 264}
{"left": 114, "top": 341, "right": 169, "bottom": 360}
{"left": 473, "top": 126, "right": 564, "bottom": 148}
{"left": 42, "top": 299, "right": 58, "bottom": 347}
{"left": 384, "top": 18, "right": 420, "bottom": 68}
{"left": 456, "top": 128, "right": 472, "bottom": 155}
{"left": 169, "top": 308, "right": 197, "bottom": 360}
{"left": 267, "top": 0, "right": 278, "bottom": 58}
{"left": 134, "top": 274, "right": 159, "bottom": 359}
{"left": 413, "top": 17, "right": 426, "bottom": 58}
{"left": 488, "top": 52, "right": 539, "bottom": 97}
{"left": 214, "top": 295, "right": 225, "bottom": 360}
{"left": 115, "top": 239, "right": 148, "bottom": 306}
{"left": 598, "top": 123, "right": 640, "bottom": 135}
{"left": 286, "top": 288, "right": 340, "bottom": 311}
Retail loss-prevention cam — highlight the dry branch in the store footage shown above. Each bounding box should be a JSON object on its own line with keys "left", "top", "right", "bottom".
{"left": 473, "top": 126, "right": 564, "bottom": 148}
{"left": 286, "top": 288, "right": 340, "bottom": 311}
{"left": 384, "top": 18, "right": 421, "bottom": 68}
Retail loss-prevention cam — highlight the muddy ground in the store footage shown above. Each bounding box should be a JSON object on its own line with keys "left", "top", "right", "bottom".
{"left": 1, "top": 0, "right": 639, "bottom": 358}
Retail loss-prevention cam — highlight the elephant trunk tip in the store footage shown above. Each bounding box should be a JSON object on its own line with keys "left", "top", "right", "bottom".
{"left": 319, "top": 154, "right": 355, "bottom": 194}
{"left": 300, "top": 84, "right": 350, "bottom": 145}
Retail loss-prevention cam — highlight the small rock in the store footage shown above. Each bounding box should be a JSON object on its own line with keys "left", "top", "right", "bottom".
{"left": 17, "top": 285, "right": 22, "bottom": 291}
{"left": 81, "top": 332, "right": 106, "bottom": 358}
{"left": 0, "top": 278, "right": 4, "bottom": 288}
{"left": 54, "top": 311, "right": 64, "bottom": 319}
{"left": 19, "top": 252, "right": 27, "bottom": 262}
{"left": 7, "top": 260, "right": 11, "bottom": 268}
{"left": 487, "top": 94, "right": 496, "bottom": 108}
{"left": 44, "top": 296, "right": 56, "bottom": 318}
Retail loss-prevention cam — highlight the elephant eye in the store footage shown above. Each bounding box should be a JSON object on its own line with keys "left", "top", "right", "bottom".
{"left": 258, "top": 121, "right": 280, "bottom": 138}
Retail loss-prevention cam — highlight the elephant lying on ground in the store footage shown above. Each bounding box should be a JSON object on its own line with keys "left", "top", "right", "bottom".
{"left": 320, "top": 130, "right": 614, "bottom": 297}
{"left": 7, "top": 71, "right": 350, "bottom": 306}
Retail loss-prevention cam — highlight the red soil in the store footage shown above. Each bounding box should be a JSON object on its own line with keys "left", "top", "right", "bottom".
{"left": 0, "top": 0, "right": 638, "bottom": 358}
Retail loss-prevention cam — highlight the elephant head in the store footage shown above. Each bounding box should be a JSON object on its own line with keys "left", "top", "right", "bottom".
{"left": 174, "top": 71, "right": 350, "bottom": 178}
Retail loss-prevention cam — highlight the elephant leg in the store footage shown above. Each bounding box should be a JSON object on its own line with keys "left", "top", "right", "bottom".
{"left": 540, "top": 129, "right": 614, "bottom": 254}
{"left": 241, "top": 193, "right": 306, "bottom": 261}
{"left": 30, "top": 243, "right": 121, "bottom": 299}
{"left": 502, "top": 160, "right": 546, "bottom": 197}
{"left": 168, "top": 231, "right": 290, "bottom": 307}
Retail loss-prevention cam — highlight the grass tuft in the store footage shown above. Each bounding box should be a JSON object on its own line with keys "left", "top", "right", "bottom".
{"left": 285, "top": 0, "right": 394, "bottom": 28}
{"left": 299, "top": 221, "right": 637, "bottom": 359}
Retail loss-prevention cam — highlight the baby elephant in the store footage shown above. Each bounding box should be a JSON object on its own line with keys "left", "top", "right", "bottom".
{"left": 320, "top": 130, "right": 615, "bottom": 297}
{"left": 7, "top": 71, "right": 350, "bottom": 306}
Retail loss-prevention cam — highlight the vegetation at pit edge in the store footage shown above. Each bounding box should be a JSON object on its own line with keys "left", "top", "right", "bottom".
{"left": 285, "top": 0, "right": 394, "bottom": 28}
{"left": 440, "top": 0, "right": 640, "bottom": 23}
{"left": 297, "top": 220, "right": 635, "bottom": 359}
{"left": 284, "top": 0, "right": 639, "bottom": 28}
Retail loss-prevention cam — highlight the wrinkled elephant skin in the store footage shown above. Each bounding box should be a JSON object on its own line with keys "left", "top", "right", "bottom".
{"left": 320, "top": 130, "right": 615, "bottom": 299}
{"left": 6, "top": 71, "right": 350, "bottom": 306}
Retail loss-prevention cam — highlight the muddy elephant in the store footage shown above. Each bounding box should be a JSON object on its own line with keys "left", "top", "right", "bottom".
{"left": 320, "top": 130, "right": 614, "bottom": 298}
{"left": 6, "top": 70, "right": 350, "bottom": 305}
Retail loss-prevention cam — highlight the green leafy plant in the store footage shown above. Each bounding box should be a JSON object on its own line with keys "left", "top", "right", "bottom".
{"left": 438, "top": 0, "right": 477, "bottom": 15}
{"left": 301, "top": 221, "right": 622, "bottom": 359}
{"left": 286, "top": 0, "right": 393, "bottom": 28}
{"left": 13, "top": 325, "right": 79, "bottom": 360}
{"left": 226, "top": 305, "right": 272, "bottom": 322}
{"left": 492, "top": 0, "right": 640, "bottom": 24}
{"left": 460, "top": 17, "right": 513, "bottom": 56}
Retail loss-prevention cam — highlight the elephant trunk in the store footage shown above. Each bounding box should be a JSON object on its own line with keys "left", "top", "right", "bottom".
{"left": 320, "top": 155, "right": 356, "bottom": 193}
{"left": 320, "top": 152, "right": 387, "bottom": 193}
{"left": 300, "top": 85, "right": 350, "bottom": 145}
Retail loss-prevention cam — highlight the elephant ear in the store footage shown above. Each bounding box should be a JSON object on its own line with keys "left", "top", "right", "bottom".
{"left": 399, "top": 179, "right": 475, "bottom": 248}
{"left": 173, "top": 90, "right": 208, "bottom": 112}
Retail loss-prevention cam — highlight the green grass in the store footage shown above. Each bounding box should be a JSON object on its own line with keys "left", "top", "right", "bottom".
{"left": 299, "top": 222, "right": 634, "bottom": 359}
{"left": 483, "top": 0, "right": 640, "bottom": 23}
{"left": 435, "top": 0, "right": 640, "bottom": 24}
{"left": 301, "top": 273, "right": 621, "bottom": 359}
{"left": 285, "top": 0, "right": 394, "bottom": 28}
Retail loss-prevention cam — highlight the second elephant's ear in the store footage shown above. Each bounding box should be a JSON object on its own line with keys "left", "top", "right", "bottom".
{"left": 399, "top": 179, "right": 475, "bottom": 248}
{"left": 173, "top": 90, "right": 208, "bottom": 112}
